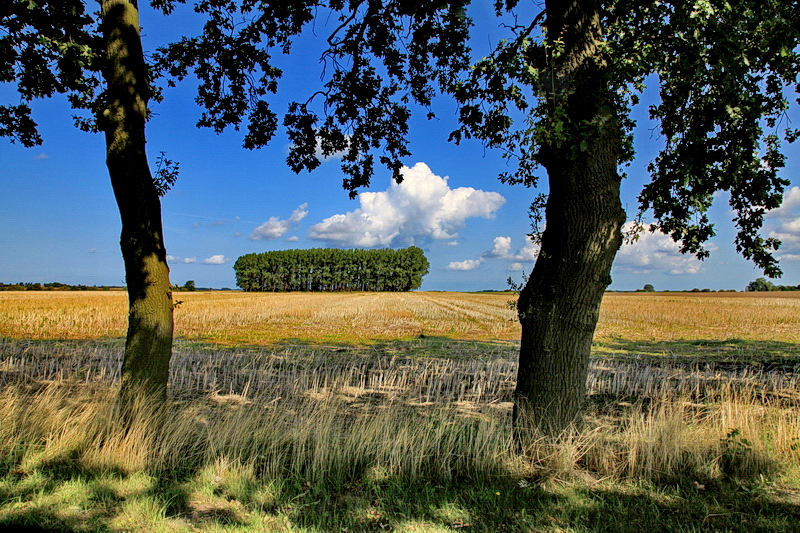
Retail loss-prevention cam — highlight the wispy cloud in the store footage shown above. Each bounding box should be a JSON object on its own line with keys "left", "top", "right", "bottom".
{"left": 250, "top": 203, "right": 309, "bottom": 240}
{"left": 212, "top": 216, "right": 241, "bottom": 227}
{"left": 308, "top": 163, "right": 505, "bottom": 247}
{"left": 167, "top": 255, "right": 198, "bottom": 264}
{"left": 34, "top": 153, "right": 49, "bottom": 160}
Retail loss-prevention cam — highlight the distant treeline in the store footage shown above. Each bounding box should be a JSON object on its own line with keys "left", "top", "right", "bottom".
{"left": 234, "top": 247, "right": 429, "bottom": 292}
{"left": 746, "top": 278, "right": 800, "bottom": 292}
{"left": 0, "top": 282, "right": 124, "bottom": 291}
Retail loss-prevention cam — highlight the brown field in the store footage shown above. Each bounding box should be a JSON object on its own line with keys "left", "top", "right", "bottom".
{"left": 2, "top": 290, "right": 800, "bottom": 345}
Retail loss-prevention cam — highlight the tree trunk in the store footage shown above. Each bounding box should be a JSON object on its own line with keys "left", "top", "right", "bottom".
{"left": 101, "top": 0, "right": 173, "bottom": 406}
{"left": 513, "top": 1, "right": 626, "bottom": 438}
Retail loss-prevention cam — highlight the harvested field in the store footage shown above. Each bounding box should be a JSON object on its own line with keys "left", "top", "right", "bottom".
{"left": 3, "top": 290, "right": 800, "bottom": 344}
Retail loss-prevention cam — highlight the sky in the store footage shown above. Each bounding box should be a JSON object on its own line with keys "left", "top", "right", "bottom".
{"left": 2, "top": 3, "right": 800, "bottom": 292}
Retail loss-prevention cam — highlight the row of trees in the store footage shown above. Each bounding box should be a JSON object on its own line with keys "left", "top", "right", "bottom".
{"left": 0, "top": 282, "right": 124, "bottom": 291}
{"left": 234, "top": 247, "right": 429, "bottom": 292}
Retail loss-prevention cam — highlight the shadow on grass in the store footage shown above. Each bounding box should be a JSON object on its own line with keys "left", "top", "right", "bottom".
{"left": 2, "top": 443, "right": 799, "bottom": 532}
{"left": 0, "top": 470, "right": 791, "bottom": 533}
{"left": 593, "top": 338, "right": 800, "bottom": 370}
{"left": 271, "top": 475, "right": 800, "bottom": 533}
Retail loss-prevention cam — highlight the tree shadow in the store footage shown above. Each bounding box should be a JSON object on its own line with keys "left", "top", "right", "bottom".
{"left": 593, "top": 338, "right": 800, "bottom": 370}
{"left": 248, "top": 473, "right": 800, "bottom": 533}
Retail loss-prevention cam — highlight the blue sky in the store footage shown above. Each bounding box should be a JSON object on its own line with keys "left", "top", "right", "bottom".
{"left": 2, "top": 3, "right": 800, "bottom": 292}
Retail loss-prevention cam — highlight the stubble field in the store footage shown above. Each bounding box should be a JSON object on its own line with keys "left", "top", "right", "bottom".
{"left": 1, "top": 290, "right": 799, "bottom": 532}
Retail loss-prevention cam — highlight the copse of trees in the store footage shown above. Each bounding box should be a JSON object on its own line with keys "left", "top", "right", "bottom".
{"left": 746, "top": 278, "right": 800, "bottom": 292}
{"left": 234, "top": 247, "right": 429, "bottom": 292}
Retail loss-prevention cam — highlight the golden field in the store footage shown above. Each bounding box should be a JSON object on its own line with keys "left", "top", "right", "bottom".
{"left": 2, "top": 290, "right": 800, "bottom": 345}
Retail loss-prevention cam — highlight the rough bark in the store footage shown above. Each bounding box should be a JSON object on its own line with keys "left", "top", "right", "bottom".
{"left": 101, "top": 0, "right": 173, "bottom": 406}
{"left": 513, "top": 0, "right": 626, "bottom": 438}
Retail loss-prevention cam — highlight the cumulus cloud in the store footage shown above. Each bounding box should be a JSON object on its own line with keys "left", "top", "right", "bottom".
{"left": 250, "top": 203, "right": 309, "bottom": 240}
{"left": 766, "top": 186, "right": 800, "bottom": 259}
{"left": 286, "top": 235, "right": 300, "bottom": 242}
{"left": 445, "top": 235, "right": 539, "bottom": 274}
{"left": 614, "top": 222, "right": 708, "bottom": 275}
{"left": 481, "top": 235, "right": 539, "bottom": 262}
{"left": 201, "top": 255, "right": 229, "bottom": 265}
{"left": 307, "top": 163, "right": 505, "bottom": 247}
{"left": 167, "top": 255, "right": 198, "bottom": 264}
{"left": 483, "top": 236, "right": 512, "bottom": 258}
{"left": 445, "top": 259, "right": 483, "bottom": 271}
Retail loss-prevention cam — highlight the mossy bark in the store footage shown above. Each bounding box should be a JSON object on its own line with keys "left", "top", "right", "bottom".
{"left": 513, "top": 1, "right": 626, "bottom": 438}
{"left": 100, "top": 0, "right": 173, "bottom": 406}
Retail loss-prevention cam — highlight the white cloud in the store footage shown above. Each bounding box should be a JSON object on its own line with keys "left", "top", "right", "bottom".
{"left": 34, "top": 153, "right": 49, "bottom": 160}
{"left": 201, "top": 255, "right": 229, "bottom": 265}
{"left": 445, "top": 259, "right": 483, "bottom": 271}
{"left": 286, "top": 236, "right": 299, "bottom": 242}
{"left": 766, "top": 186, "right": 800, "bottom": 259}
{"left": 482, "top": 235, "right": 539, "bottom": 262}
{"left": 443, "top": 235, "right": 539, "bottom": 274}
{"left": 614, "top": 222, "right": 707, "bottom": 275}
{"left": 167, "top": 255, "right": 198, "bottom": 264}
{"left": 484, "top": 236, "right": 512, "bottom": 258}
{"left": 250, "top": 203, "right": 309, "bottom": 240}
{"left": 308, "top": 163, "right": 505, "bottom": 247}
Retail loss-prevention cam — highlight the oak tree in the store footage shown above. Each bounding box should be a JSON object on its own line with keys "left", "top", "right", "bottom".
{"left": 261, "top": 0, "right": 800, "bottom": 436}
{"left": 1, "top": 0, "right": 313, "bottom": 407}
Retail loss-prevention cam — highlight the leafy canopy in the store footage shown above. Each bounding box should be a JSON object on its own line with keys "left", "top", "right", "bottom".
{"left": 4, "top": 1, "right": 799, "bottom": 276}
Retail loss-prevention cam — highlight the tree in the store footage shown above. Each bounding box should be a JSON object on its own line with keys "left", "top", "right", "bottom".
{"left": 642, "top": 284, "right": 655, "bottom": 292}
{"left": 746, "top": 278, "right": 776, "bottom": 292}
{"left": 463, "top": 0, "right": 799, "bottom": 436}
{"left": 2, "top": 0, "right": 173, "bottom": 406}
{"left": 233, "top": 247, "right": 429, "bottom": 292}
{"left": 2, "top": 0, "right": 313, "bottom": 408}
{"left": 266, "top": 0, "right": 799, "bottom": 436}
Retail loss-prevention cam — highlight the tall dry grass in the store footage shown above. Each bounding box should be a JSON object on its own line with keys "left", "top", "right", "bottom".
{"left": 1, "top": 378, "right": 797, "bottom": 488}
{"left": 1, "top": 291, "right": 799, "bottom": 488}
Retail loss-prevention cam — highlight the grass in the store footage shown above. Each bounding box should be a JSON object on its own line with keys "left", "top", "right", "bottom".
{"left": 1, "top": 291, "right": 799, "bottom": 531}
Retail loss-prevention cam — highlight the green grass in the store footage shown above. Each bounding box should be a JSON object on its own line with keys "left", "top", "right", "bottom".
{"left": 2, "top": 467, "right": 799, "bottom": 532}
